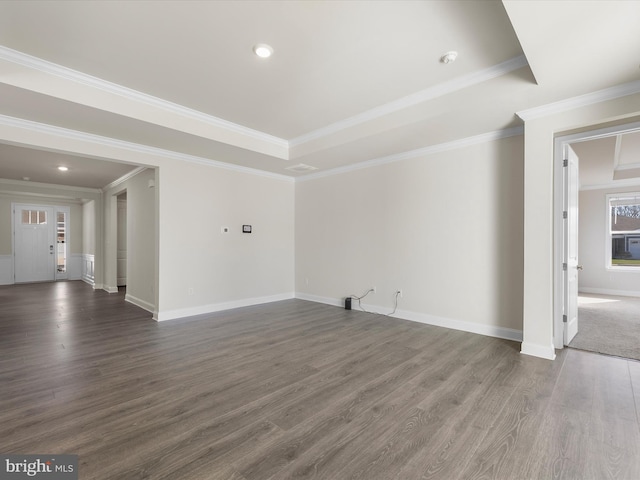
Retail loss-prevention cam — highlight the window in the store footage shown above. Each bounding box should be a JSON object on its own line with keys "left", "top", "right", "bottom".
{"left": 57, "top": 211, "right": 67, "bottom": 273}
{"left": 21, "top": 210, "right": 47, "bottom": 225}
{"left": 608, "top": 193, "right": 640, "bottom": 267}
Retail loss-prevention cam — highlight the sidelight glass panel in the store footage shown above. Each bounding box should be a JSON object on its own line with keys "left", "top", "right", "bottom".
{"left": 57, "top": 211, "right": 67, "bottom": 273}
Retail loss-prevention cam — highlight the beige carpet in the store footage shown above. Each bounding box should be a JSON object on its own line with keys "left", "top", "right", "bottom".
{"left": 569, "top": 293, "right": 640, "bottom": 361}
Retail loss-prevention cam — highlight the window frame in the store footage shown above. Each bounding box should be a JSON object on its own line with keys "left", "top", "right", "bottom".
{"left": 605, "top": 192, "right": 640, "bottom": 271}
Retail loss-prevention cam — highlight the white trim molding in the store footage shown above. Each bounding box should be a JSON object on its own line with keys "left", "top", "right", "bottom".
{"left": 579, "top": 287, "right": 640, "bottom": 298}
{"left": 0, "top": 114, "right": 294, "bottom": 183}
{"left": 297, "top": 126, "right": 524, "bottom": 182}
{"left": 581, "top": 178, "right": 640, "bottom": 191}
{"left": 0, "top": 45, "right": 288, "bottom": 152}
{"left": 156, "top": 292, "right": 295, "bottom": 322}
{"left": 394, "top": 308, "right": 523, "bottom": 343}
{"left": 295, "top": 292, "right": 523, "bottom": 343}
{"left": 103, "top": 285, "right": 119, "bottom": 294}
{"left": 103, "top": 166, "right": 148, "bottom": 191}
{"left": 81, "top": 254, "right": 95, "bottom": 286}
{"left": 291, "top": 55, "right": 528, "bottom": 146}
{"left": 517, "top": 79, "right": 640, "bottom": 121}
{"left": 0, "top": 255, "right": 13, "bottom": 285}
{"left": 0, "top": 177, "right": 101, "bottom": 195}
{"left": 520, "top": 342, "right": 556, "bottom": 360}
{"left": 295, "top": 292, "right": 344, "bottom": 308}
{"left": 125, "top": 293, "right": 155, "bottom": 313}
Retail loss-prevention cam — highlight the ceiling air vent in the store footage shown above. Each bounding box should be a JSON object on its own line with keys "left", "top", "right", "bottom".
{"left": 285, "top": 163, "right": 318, "bottom": 173}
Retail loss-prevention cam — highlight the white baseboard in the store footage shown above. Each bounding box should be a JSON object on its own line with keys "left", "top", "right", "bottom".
{"left": 93, "top": 282, "right": 103, "bottom": 290}
{"left": 579, "top": 287, "right": 640, "bottom": 298}
{"left": 295, "top": 292, "right": 344, "bottom": 308}
{"left": 103, "top": 285, "right": 118, "bottom": 294}
{"left": 521, "top": 342, "right": 556, "bottom": 360}
{"left": 394, "top": 308, "right": 523, "bottom": 342}
{"left": 125, "top": 293, "right": 155, "bottom": 313}
{"left": 295, "top": 292, "right": 523, "bottom": 343}
{"left": 0, "top": 255, "right": 13, "bottom": 285}
{"left": 156, "top": 292, "right": 295, "bottom": 322}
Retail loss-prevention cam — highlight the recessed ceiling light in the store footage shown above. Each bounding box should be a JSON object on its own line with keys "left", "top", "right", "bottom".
{"left": 253, "top": 43, "right": 273, "bottom": 58}
{"left": 58, "top": 166, "right": 69, "bottom": 171}
{"left": 440, "top": 51, "right": 458, "bottom": 64}
{"left": 22, "top": 176, "right": 30, "bottom": 181}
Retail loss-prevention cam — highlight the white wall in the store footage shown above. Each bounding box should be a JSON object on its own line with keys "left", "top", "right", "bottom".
{"left": 579, "top": 186, "right": 640, "bottom": 296}
{"left": 156, "top": 161, "right": 295, "bottom": 320}
{"left": 103, "top": 169, "right": 156, "bottom": 310}
{"left": 296, "top": 135, "right": 524, "bottom": 340}
{"left": 0, "top": 123, "right": 295, "bottom": 322}
{"left": 522, "top": 92, "right": 640, "bottom": 359}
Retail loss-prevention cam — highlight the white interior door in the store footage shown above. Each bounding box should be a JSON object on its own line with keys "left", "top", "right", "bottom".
{"left": 564, "top": 145, "right": 580, "bottom": 344}
{"left": 14, "top": 204, "right": 56, "bottom": 283}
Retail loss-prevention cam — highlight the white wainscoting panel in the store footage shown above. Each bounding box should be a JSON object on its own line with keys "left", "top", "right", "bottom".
{"left": 82, "top": 254, "right": 95, "bottom": 286}
{"left": 0, "top": 255, "right": 13, "bottom": 285}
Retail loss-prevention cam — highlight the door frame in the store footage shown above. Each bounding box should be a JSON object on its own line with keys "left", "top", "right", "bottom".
{"left": 116, "top": 194, "right": 127, "bottom": 287}
{"left": 553, "top": 120, "right": 640, "bottom": 349}
{"left": 12, "top": 202, "right": 71, "bottom": 283}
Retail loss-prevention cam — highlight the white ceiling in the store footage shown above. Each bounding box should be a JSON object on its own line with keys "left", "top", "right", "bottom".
{"left": 575, "top": 131, "right": 640, "bottom": 188}
{"left": 0, "top": 0, "right": 639, "bottom": 187}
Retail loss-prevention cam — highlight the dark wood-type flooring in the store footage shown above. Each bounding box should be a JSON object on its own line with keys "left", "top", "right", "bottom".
{"left": 2, "top": 281, "right": 640, "bottom": 479}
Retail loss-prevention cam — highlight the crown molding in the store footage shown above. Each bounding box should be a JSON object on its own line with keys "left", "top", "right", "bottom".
{"left": 0, "top": 177, "right": 101, "bottom": 195}
{"left": 517, "top": 79, "right": 640, "bottom": 122}
{"left": 290, "top": 55, "right": 528, "bottom": 147}
{"left": 615, "top": 162, "right": 640, "bottom": 172}
{"left": 580, "top": 178, "right": 640, "bottom": 191}
{"left": 0, "top": 46, "right": 529, "bottom": 158}
{"left": 297, "top": 126, "right": 524, "bottom": 182}
{"left": 102, "top": 166, "right": 148, "bottom": 191}
{"left": 0, "top": 46, "right": 289, "bottom": 151}
{"left": 0, "top": 115, "right": 294, "bottom": 183}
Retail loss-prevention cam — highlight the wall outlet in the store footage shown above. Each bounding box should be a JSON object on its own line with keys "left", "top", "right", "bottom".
{"left": 397, "top": 289, "right": 403, "bottom": 298}
{"left": 188, "top": 287, "right": 194, "bottom": 296}
{"left": 371, "top": 286, "right": 376, "bottom": 294}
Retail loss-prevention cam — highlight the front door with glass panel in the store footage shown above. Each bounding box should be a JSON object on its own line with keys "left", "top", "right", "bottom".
{"left": 14, "top": 204, "right": 56, "bottom": 283}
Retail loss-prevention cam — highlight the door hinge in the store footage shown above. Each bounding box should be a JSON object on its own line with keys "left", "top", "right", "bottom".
{"left": 563, "top": 211, "right": 567, "bottom": 219}
{"left": 563, "top": 159, "right": 568, "bottom": 167}
{"left": 563, "top": 263, "right": 567, "bottom": 271}
{"left": 563, "top": 314, "right": 567, "bottom": 323}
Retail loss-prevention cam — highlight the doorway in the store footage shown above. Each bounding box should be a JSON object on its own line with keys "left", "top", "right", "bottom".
{"left": 117, "top": 193, "right": 127, "bottom": 289}
{"left": 13, "top": 203, "right": 70, "bottom": 283}
{"left": 554, "top": 120, "right": 640, "bottom": 356}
